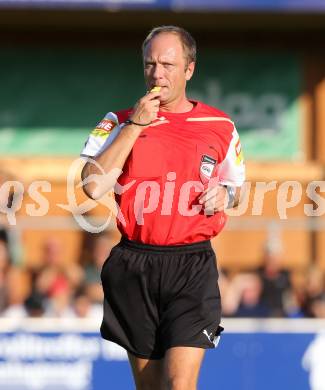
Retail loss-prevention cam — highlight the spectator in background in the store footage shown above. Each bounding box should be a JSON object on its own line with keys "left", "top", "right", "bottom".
{"left": 24, "top": 292, "right": 45, "bottom": 317}
{"left": 2, "top": 266, "right": 31, "bottom": 318}
{"left": 283, "top": 285, "right": 305, "bottom": 318}
{"left": 78, "top": 230, "right": 120, "bottom": 306}
{"left": 27, "top": 236, "right": 84, "bottom": 317}
{"left": 0, "top": 231, "right": 33, "bottom": 318}
{"left": 73, "top": 285, "right": 93, "bottom": 318}
{"left": 0, "top": 232, "right": 10, "bottom": 313}
{"left": 257, "top": 242, "right": 292, "bottom": 317}
{"left": 301, "top": 266, "right": 325, "bottom": 318}
{"left": 44, "top": 281, "right": 74, "bottom": 317}
{"left": 308, "top": 293, "right": 325, "bottom": 318}
{"left": 222, "top": 272, "right": 270, "bottom": 318}
{"left": 72, "top": 284, "right": 102, "bottom": 319}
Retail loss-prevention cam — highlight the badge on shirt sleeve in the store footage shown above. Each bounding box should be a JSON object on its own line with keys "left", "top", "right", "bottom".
{"left": 200, "top": 154, "right": 217, "bottom": 183}
{"left": 91, "top": 119, "right": 116, "bottom": 139}
{"left": 235, "top": 138, "right": 244, "bottom": 166}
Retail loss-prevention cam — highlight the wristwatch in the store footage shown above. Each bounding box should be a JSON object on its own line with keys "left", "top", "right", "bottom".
{"left": 225, "top": 185, "right": 236, "bottom": 208}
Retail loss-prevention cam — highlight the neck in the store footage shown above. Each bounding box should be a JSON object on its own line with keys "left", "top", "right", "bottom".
{"left": 159, "top": 95, "right": 193, "bottom": 113}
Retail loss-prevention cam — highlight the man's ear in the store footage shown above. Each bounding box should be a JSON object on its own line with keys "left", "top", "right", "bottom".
{"left": 185, "top": 62, "right": 195, "bottom": 81}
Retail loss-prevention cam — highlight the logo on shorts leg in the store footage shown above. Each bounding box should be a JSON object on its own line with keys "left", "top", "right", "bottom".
{"left": 202, "top": 329, "right": 220, "bottom": 347}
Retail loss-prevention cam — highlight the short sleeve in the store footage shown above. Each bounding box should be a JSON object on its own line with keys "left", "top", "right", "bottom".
{"left": 217, "top": 127, "right": 245, "bottom": 187}
{"left": 80, "top": 112, "right": 122, "bottom": 157}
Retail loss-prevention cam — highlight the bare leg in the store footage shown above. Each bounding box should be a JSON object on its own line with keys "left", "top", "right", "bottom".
{"left": 128, "top": 352, "right": 164, "bottom": 390}
{"left": 163, "top": 347, "right": 205, "bottom": 390}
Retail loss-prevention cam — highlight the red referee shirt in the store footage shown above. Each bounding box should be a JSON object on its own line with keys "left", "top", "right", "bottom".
{"left": 81, "top": 100, "right": 245, "bottom": 245}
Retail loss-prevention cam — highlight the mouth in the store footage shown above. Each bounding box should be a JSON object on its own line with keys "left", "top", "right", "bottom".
{"left": 152, "top": 85, "right": 165, "bottom": 90}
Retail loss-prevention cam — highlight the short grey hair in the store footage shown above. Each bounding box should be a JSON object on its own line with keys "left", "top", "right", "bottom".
{"left": 142, "top": 25, "right": 197, "bottom": 65}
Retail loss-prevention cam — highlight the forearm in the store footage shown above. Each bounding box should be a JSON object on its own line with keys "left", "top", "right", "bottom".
{"left": 81, "top": 124, "right": 142, "bottom": 199}
{"left": 95, "top": 123, "right": 142, "bottom": 172}
{"left": 82, "top": 88, "right": 161, "bottom": 199}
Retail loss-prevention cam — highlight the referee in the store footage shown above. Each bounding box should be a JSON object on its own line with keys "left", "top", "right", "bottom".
{"left": 81, "top": 26, "right": 245, "bottom": 390}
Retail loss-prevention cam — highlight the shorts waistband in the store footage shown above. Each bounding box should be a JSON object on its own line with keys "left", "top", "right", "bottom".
{"left": 120, "top": 237, "right": 212, "bottom": 254}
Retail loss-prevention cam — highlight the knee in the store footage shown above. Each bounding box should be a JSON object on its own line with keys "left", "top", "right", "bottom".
{"left": 165, "top": 377, "right": 196, "bottom": 390}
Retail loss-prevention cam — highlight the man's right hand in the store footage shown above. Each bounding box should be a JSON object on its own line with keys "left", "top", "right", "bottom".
{"left": 129, "top": 90, "right": 161, "bottom": 126}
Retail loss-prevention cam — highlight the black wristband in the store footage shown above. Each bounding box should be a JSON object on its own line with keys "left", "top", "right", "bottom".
{"left": 125, "top": 119, "right": 151, "bottom": 127}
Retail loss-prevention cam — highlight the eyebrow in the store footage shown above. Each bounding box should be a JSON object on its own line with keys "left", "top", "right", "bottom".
{"left": 144, "top": 59, "right": 174, "bottom": 65}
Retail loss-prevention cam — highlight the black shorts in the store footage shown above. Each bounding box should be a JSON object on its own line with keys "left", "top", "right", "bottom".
{"left": 100, "top": 237, "right": 223, "bottom": 360}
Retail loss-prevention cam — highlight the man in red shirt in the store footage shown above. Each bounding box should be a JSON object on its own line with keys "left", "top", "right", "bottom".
{"left": 81, "top": 26, "right": 245, "bottom": 390}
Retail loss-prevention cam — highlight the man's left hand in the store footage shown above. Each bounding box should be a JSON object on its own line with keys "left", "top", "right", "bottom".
{"left": 198, "top": 184, "right": 228, "bottom": 214}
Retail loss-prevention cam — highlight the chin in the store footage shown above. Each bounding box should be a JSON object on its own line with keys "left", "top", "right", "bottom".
{"left": 159, "top": 97, "right": 168, "bottom": 104}
{"left": 159, "top": 92, "right": 170, "bottom": 101}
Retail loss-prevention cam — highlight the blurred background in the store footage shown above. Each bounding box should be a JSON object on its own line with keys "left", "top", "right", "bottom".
{"left": 0, "top": 0, "right": 325, "bottom": 389}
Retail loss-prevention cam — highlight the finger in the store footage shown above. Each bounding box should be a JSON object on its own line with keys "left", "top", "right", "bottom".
{"left": 212, "top": 192, "right": 228, "bottom": 205}
{"left": 199, "top": 185, "right": 222, "bottom": 204}
{"left": 200, "top": 190, "right": 219, "bottom": 204}
{"left": 214, "top": 199, "right": 227, "bottom": 212}
{"left": 199, "top": 184, "right": 221, "bottom": 200}
{"left": 203, "top": 201, "right": 215, "bottom": 215}
{"left": 202, "top": 196, "right": 225, "bottom": 213}
{"left": 214, "top": 205, "right": 224, "bottom": 213}
{"left": 201, "top": 196, "right": 215, "bottom": 214}
{"left": 151, "top": 99, "right": 160, "bottom": 107}
{"left": 203, "top": 192, "right": 228, "bottom": 213}
{"left": 146, "top": 90, "right": 161, "bottom": 99}
{"left": 204, "top": 202, "right": 223, "bottom": 215}
{"left": 147, "top": 102, "right": 160, "bottom": 113}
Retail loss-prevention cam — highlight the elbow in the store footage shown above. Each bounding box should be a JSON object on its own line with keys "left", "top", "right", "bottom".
{"left": 81, "top": 178, "right": 115, "bottom": 201}
{"left": 82, "top": 184, "right": 97, "bottom": 200}
{"left": 81, "top": 163, "right": 100, "bottom": 200}
{"left": 81, "top": 161, "right": 120, "bottom": 200}
{"left": 86, "top": 186, "right": 107, "bottom": 200}
{"left": 81, "top": 180, "right": 109, "bottom": 200}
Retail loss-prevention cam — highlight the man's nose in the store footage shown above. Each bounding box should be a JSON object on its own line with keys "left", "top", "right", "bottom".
{"left": 153, "top": 64, "right": 164, "bottom": 79}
